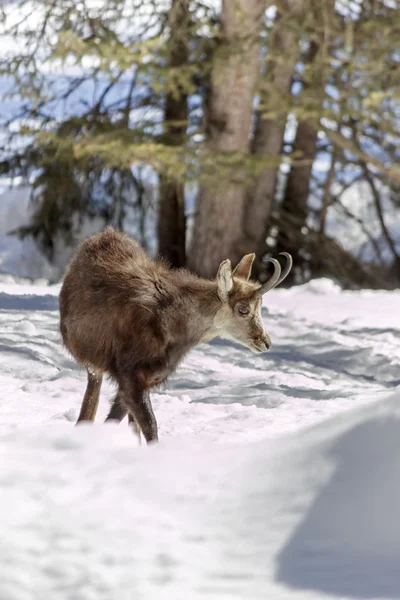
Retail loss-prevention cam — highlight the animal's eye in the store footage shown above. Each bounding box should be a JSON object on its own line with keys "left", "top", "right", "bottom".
{"left": 238, "top": 305, "right": 250, "bottom": 316}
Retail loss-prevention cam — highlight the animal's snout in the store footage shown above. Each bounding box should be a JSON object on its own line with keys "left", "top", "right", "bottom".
{"left": 262, "top": 337, "right": 271, "bottom": 351}
{"left": 253, "top": 334, "right": 271, "bottom": 353}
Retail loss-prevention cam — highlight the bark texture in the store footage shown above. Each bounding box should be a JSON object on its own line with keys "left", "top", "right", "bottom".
{"left": 276, "top": 119, "right": 318, "bottom": 279}
{"left": 276, "top": 3, "right": 335, "bottom": 282}
{"left": 243, "top": 0, "right": 305, "bottom": 259}
{"left": 157, "top": 0, "right": 189, "bottom": 267}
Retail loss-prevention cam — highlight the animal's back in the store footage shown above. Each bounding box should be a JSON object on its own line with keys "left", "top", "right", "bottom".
{"left": 59, "top": 228, "right": 161, "bottom": 372}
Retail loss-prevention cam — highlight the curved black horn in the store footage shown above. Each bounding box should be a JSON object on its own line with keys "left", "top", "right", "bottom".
{"left": 257, "top": 253, "right": 293, "bottom": 295}
{"left": 275, "top": 252, "right": 293, "bottom": 287}
{"left": 257, "top": 258, "right": 281, "bottom": 296}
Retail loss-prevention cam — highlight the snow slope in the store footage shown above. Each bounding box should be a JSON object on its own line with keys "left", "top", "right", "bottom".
{"left": 0, "top": 276, "right": 400, "bottom": 599}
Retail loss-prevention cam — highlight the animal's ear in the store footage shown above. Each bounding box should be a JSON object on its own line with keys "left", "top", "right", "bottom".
{"left": 217, "top": 259, "right": 233, "bottom": 300}
{"left": 232, "top": 253, "right": 255, "bottom": 281}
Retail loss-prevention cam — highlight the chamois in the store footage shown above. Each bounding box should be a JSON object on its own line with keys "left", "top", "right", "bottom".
{"left": 59, "top": 227, "right": 292, "bottom": 443}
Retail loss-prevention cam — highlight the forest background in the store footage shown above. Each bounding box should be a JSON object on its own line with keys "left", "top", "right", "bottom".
{"left": 1, "top": 0, "right": 399, "bottom": 287}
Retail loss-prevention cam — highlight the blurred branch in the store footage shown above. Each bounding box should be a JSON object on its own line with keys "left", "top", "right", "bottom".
{"left": 363, "top": 167, "right": 400, "bottom": 270}
{"left": 319, "top": 150, "right": 336, "bottom": 235}
{"left": 334, "top": 195, "right": 383, "bottom": 264}
{"left": 320, "top": 125, "right": 400, "bottom": 184}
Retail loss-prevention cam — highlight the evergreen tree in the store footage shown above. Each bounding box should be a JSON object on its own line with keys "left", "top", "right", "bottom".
{"left": 1, "top": 0, "right": 399, "bottom": 287}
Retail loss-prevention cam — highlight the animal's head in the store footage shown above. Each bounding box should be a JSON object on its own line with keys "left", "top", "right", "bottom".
{"left": 213, "top": 252, "right": 292, "bottom": 353}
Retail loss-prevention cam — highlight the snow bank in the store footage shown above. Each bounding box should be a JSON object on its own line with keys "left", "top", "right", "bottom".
{"left": 276, "top": 395, "right": 400, "bottom": 599}
{"left": 0, "top": 392, "right": 399, "bottom": 599}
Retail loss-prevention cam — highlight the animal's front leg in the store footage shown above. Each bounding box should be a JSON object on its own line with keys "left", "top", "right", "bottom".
{"left": 119, "top": 375, "right": 158, "bottom": 443}
{"left": 76, "top": 370, "right": 103, "bottom": 423}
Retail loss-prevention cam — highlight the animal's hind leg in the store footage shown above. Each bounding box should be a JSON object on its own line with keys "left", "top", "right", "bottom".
{"left": 128, "top": 413, "right": 142, "bottom": 445}
{"left": 105, "top": 392, "right": 127, "bottom": 422}
{"left": 76, "top": 370, "right": 103, "bottom": 423}
{"left": 105, "top": 389, "right": 142, "bottom": 444}
{"left": 119, "top": 375, "right": 158, "bottom": 443}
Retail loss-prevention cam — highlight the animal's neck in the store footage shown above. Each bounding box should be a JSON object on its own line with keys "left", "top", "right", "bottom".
{"left": 176, "top": 275, "right": 221, "bottom": 345}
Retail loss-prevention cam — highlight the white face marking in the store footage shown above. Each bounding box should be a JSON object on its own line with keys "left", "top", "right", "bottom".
{"left": 212, "top": 298, "right": 270, "bottom": 353}
{"left": 254, "top": 304, "right": 265, "bottom": 332}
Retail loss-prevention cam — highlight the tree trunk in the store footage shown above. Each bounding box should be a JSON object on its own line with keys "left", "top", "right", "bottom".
{"left": 158, "top": 176, "right": 186, "bottom": 266}
{"left": 157, "top": 0, "right": 189, "bottom": 267}
{"left": 243, "top": 0, "right": 305, "bottom": 259}
{"left": 276, "top": 40, "right": 322, "bottom": 269}
{"left": 276, "top": 2, "right": 335, "bottom": 283}
{"left": 276, "top": 119, "right": 318, "bottom": 281}
{"left": 189, "top": 0, "right": 264, "bottom": 278}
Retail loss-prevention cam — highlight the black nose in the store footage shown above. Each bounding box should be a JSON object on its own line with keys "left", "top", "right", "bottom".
{"left": 263, "top": 335, "right": 271, "bottom": 350}
{"left": 258, "top": 337, "right": 270, "bottom": 351}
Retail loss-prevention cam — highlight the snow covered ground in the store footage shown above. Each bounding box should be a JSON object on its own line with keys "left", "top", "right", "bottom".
{"left": 1, "top": 274, "right": 400, "bottom": 599}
